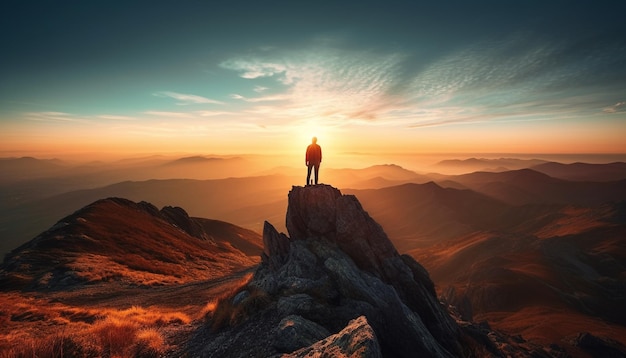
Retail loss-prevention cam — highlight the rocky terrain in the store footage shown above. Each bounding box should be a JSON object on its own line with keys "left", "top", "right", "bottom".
{"left": 187, "top": 185, "right": 560, "bottom": 357}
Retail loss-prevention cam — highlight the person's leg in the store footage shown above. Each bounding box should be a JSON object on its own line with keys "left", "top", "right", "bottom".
{"left": 306, "top": 164, "right": 313, "bottom": 185}
{"left": 314, "top": 163, "right": 320, "bottom": 184}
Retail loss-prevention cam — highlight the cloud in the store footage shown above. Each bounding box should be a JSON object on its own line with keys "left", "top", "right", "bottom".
{"left": 144, "top": 111, "right": 196, "bottom": 118}
{"left": 24, "top": 112, "right": 137, "bottom": 124}
{"left": 220, "top": 59, "right": 287, "bottom": 80}
{"left": 217, "top": 34, "right": 624, "bottom": 131}
{"left": 222, "top": 47, "right": 405, "bottom": 125}
{"left": 154, "top": 91, "right": 224, "bottom": 105}
{"left": 97, "top": 115, "right": 136, "bottom": 120}
{"left": 23, "top": 112, "right": 87, "bottom": 123}
{"left": 196, "top": 110, "right": 235, "bottom": 117}
{"left": 230, "top": 93, "right": 290, "bottom": 103}
{"left": 603, "top": 101, "right": 626, "bottom": 113}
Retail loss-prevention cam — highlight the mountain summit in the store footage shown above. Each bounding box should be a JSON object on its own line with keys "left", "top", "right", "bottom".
{"left": 191, "top": 185, "right": 553, "bottom": 357}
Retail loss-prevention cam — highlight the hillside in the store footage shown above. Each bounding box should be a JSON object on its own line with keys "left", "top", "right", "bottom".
{"left": 344, "top": 182, "right": 511, "bottom": 250}
{"left": 0, "top": 197, "right": 261, "bottom": 289}
{"left": 0, "top": 175, "right": 296, "bottom": 257}
{"left": 412, "top": 201, "right": 626, "bottom": 352}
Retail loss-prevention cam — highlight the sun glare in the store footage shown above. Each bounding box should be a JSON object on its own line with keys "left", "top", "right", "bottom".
{"left": 291, "top": 120, "right": 334, "bottom": 153}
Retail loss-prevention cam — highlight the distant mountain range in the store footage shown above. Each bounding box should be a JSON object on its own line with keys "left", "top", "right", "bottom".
{"left": 531, "top": 161, "right": 626, "bottom": 181}
{"left": 433, "top": 157, "right": 549, "bottom": 173}
{"left": 2, "top": 158, "right": 625, "bottom": 258}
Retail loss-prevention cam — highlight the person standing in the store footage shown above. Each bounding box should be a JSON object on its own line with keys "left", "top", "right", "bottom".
{"left": 305, "top": 137, "right": 322, "bottom": 185}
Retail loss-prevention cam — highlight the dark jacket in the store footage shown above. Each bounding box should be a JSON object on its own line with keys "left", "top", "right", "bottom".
{"left": 306, "top": 144, "right": 322, "bottom": 165}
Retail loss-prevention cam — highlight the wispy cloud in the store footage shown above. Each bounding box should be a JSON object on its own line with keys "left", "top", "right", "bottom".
{"left": 97, "top": 115, "right": 136, "bottom": 121}
{"left": 23, "top": 111, "right": 140, "bottom": 124}
{"left": 153, "top": 91, "right": 224, "bottom": 105}
{"left": 221, "top": 48, "right": 404, "bottom": 126}
{"left": 218, "top": 34, "right": 625, "bottom": 130}
{"left": 230, "top": 93, "right": 290, "bottom": 103}
{"left": 196, "top": 110, "right": 236, "bottom": 117}
{"left": 603, "top": 101, "right": 626, "bottom": 113}
{"left": 144, "top": 110, "right": 197, "bottom": 118}
{"left": 23, "top": 112, "right": 88, "bottom": 123}
{"left": 220, "top": 60, "right": 287, "bottom": 80}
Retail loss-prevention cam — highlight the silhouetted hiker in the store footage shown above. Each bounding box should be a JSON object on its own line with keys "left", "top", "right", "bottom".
{"left": 305, "top": 136, "right": 322, "bottom": 185}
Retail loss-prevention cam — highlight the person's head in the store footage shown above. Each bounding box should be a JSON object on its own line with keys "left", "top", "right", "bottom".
{"left": 312, "top": 136, "right": 317, "bottom": 144}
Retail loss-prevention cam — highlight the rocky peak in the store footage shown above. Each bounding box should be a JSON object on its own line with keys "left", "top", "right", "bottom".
{"left": 196, "top": 184, "right": 554, "bottom": 357}
{"left": 159, "top": 205, "right": 214, "bottom": 242}
{"left": 267, "top": 185, "right": 462, "bottom": 356}
{"left": 286, "top": 184, "right": 398, "bottom": 276}
{"left": 199, "top": 186, "right": 473, "bottom": 357}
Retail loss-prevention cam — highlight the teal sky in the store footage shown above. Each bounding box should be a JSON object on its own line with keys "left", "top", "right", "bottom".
{"left": 1, "top": 0, "right": 625, "bottom": 157}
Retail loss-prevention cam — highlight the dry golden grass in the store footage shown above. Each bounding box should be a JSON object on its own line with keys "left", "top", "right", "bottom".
{"left": 0, "top": 292, "right": 190, "bottom": 357}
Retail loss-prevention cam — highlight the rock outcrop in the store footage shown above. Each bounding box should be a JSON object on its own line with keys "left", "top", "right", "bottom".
{"left": 283, "top": 316, "right": 382, "bottom": 358}
{"left": 192, "top": 185, "right": 552, "bottom": 357}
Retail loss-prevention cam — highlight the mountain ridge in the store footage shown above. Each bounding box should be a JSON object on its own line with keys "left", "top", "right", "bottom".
{"left": 0, "top": 197, "right": 260, "bottom": 290}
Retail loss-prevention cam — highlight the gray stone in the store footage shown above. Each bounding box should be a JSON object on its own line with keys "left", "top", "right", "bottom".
{"left": 283, "top": 316, "right": 382, "bottom": 358}
{"left": 232, "top": 290, "right": 250, "bottom": 306}
{"left": 273, "top": 314, "right": 331, "bottom": 353}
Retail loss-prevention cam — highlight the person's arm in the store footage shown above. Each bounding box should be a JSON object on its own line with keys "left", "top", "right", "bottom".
{"left": 305, "top": 146, "right": 309, "bottom": 165}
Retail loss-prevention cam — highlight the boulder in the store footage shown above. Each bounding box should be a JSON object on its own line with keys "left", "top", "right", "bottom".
{"left": 273, "top": 314, "right": 331, "bottom": 353}
{"left": 283, "top": 316, "right": 382, "bottom": 358}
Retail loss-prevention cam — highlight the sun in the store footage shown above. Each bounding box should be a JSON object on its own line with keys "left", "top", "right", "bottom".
{"left": 291, "top": 120, "right": 332, "bottom": 150}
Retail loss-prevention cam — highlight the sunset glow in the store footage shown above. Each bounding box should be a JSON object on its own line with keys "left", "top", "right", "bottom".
{"left": 1, "top": 1, "right": 625, "bottom": 161}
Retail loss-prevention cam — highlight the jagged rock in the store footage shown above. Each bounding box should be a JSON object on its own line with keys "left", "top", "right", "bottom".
{"left": 285, "top": 185, "right": 462, "bottom": 354}
{"left": 192, "top": 185, "right": 548, "bottom": 357}
{"left": 249, "top": 186, "right": 463, "bottom": 357}
{"left": 286, "top": 184, "right": 342, "bottom": 239}
{"left": 160, "top": 205, "right": 214, "bottom": 242}
{"left": 262, "top": 221, "right": 292, "bottom": 270}
{"left": 283, "top": 316, "right": 382, "bottom": 358}
{"left": 273, "top": 315, "right": 331, "bottom": 353}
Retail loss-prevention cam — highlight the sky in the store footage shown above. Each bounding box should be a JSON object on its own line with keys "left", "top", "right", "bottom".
{"left": 1, "top": 0, "right": 625, "bottom": 161}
